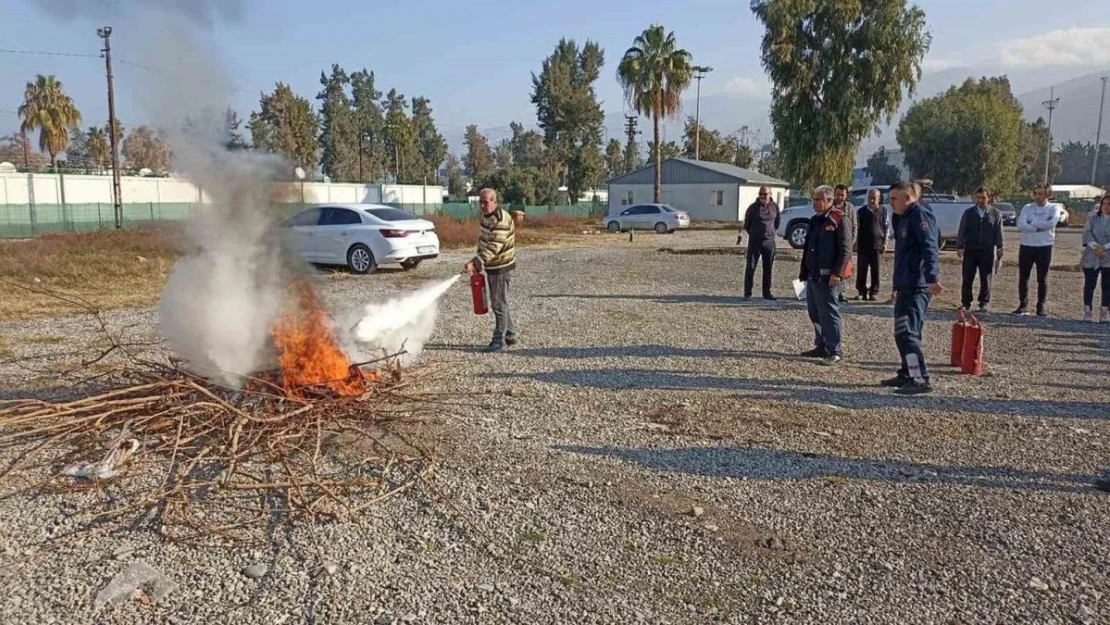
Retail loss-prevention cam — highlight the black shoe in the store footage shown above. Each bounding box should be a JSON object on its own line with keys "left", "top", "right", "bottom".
{"left": 978, "top": 304, "right": 991, "bottom": 314}
{"left": 763, "top": 294, "right": 777, "bottom": 301}
{"left": 505, "top": 336, "right": 519, "bottom": 347}
{"left": 743, "top": 295, "right": 752, "bottom": 301}
{"left": 880, "top": 375, "right": 913, "bottom": 388}
{"left": 818, "top": 355, "right": 842, "bottom": 366}
{"left": 1094, "top": 478, "right": 1110, "bottom": 493}
{"left": 800, "top": 348, "right": 826, "bottom": 358}
{"left": 1036, "top": 305, "right": 1047, "bottom": 317}
{"left": 483, "top": 341, "right": 505, "bottom": 353}
{"left": 865, "top": 293, "right": 875, "bottom": 301}
{"left": 1012, "top": 306, "right": 1028, "bottom": 316}
{"left": 894, "top": 380, "right": 933, "bottom": 395}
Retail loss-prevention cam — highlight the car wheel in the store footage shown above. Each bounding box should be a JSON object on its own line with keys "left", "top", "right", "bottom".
{"left": 654, "top": 222, "right": 669, "bottom": 234}
{"left": 787, "top": 222, "right": 809, "bottom": 249}
{"left": 346, "top": 244, "right": 376, "bottom": 274}
{"left": 607, "top": 221, "right": 621, "bottom": 233}
{"left": 400, "top": 258, "right": 422, "bottom": 271}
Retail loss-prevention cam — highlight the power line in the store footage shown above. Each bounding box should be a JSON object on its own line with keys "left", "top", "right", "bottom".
{"left": 0, "top": 48, "right": 100, "bottom": 59}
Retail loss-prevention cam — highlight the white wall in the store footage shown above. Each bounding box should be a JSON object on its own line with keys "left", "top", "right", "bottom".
{"left": 608, "top": 183, "right": 789, "bottom": 222}
{"left": 0, "top": 172, "right": 444, "bottom": 206}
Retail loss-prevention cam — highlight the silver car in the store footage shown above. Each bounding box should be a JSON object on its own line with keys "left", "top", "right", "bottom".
{"left": 603, "top": 203, "right": 691, "bottom": 234}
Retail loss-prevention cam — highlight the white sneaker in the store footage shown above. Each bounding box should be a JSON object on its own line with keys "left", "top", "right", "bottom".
{"left": 1101, "top": 307, "right": 1110, "bottom": 323}
{"left": 1085, "top": 306, "right": 1094, "bottom": 322}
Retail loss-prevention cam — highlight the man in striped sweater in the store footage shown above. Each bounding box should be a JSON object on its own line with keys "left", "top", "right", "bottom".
{"left": 464, "top": 188, "right": 518, "bottom": 352}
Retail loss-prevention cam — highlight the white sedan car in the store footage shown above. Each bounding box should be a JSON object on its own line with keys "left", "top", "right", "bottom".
{"left": 281, "top": 204, "right": 439, "bottom": 274}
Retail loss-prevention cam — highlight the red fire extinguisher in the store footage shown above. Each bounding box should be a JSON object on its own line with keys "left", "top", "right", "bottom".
{"left": 960, "top": 315, "right": 984, "bottom": 376}
{"left": 470, "top": 273, "right": 489, "bottom": 315}
{"left": 950, "top": 309, "right": 968, "bottom": 367}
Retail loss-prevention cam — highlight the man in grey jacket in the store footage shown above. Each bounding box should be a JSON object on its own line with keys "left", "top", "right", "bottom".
{"left": 1081, "top": 193, "right": 1110, "bottom": 322}
{"left": 833, "top": 185, "right": 857, "bottom": 304}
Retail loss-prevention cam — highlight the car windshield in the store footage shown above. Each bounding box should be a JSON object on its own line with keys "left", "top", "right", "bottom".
{"left": 367, "top": 208, "right": 416, "bottom": 222}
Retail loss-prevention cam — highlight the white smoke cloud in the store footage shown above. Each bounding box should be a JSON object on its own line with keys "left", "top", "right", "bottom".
{"left": 341, "top": 276, "right": 460, "bottom": 368}
{"left": 34, "top": 0, "right": 244, "bottom": 27}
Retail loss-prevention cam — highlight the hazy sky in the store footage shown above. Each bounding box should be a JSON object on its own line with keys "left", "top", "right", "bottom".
{"left": 3, "top": 0, "right": 1109, "bottom": 150}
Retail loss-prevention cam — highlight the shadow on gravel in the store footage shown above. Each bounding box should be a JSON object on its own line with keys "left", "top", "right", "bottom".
{"left": 503, "top": 368, "right": 1109, "bottom": 421}
{"left": 505, "top": 344, "right": 811, "bottom": 362}
{"left": 534, "top": 293, "right": 805, "bottom": 311}
{"left": 556, "top": 444, "right": 1105, "bottom": 495}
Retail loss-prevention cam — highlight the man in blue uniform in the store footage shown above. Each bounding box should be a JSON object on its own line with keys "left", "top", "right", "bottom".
{"left": 884, "top": 181, "right": 944, "bottom": 395}
{"left": 798, "top": 185, "right": 851, "bottom": 366}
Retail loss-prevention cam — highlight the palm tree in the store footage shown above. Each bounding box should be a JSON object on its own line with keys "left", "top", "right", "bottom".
{"left": 86, "top": 126, "right": 109, "bottom": 173}
{"left": 616, "top": 25, "right": 693, "bottom": 202}
{"left": 17, "top": 74, "right": 82, "bottom": 169}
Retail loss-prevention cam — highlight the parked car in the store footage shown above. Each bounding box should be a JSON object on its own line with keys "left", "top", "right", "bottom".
{"left": 776, "top": 185, "right": 970, "bottom": 250}
{"left": 603, "top": 203, "right": 690, "bottom": 234}
{"left": 995, "top": 202, "right": 1017, "bottom": 226}
{"left": 281, "top": 204, "right": 439, "bottom": 274}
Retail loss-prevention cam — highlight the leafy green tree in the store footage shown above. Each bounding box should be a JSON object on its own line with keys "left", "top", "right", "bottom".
{"left": 411, "top": 96, "right": 448, "bottom": 183}
{"left": 623, "top": 131, "right": 641, "bottom": 173}
{"left": 224, "top": 109, "right": 248, "bottom": 151}
{"left": 734, "top": 143, "right": 754, "bottom": 169}
{"left": 757, "top": 145, "right": 789, "bottom": 182}
{"left": 122, "top": 125, "right": 172, "bottom": 172}
{"left": 249, "top": 82, "right": 320, "bottom": 175}
{"left": 494, "top": 140, "right": 514, "bottom": 169}
{"left": 897, "top": 77, "right": 1023, "bottom": 194}
{"left": 617, "top": 25, "right": 693, "bottom": 201}
{"left": 65, "top": 125, "right": 90, "bottom": 171}
{"left": 605, "top": 138, "right": 624, "bottom": 178}
{"left": 445, "top": 153, "right": 466, "bottom": 200}
{"left": 316, "top": 64, "right": 359, "bottom": 181}
{"left": 681, "top": 117, "right": 736, "bottom": 164}
{"left": 0, "top": 133, "right": 49, "bottom": 169}
{"left": 1017, "top": 118, "right": 1060, "bottom": 191}
{"left": 18, "top": 74, "right": 82, "bottom": 169}
{"left": 1055, "top": 141, "right": 1109, "bottom": 186}
{"left": 647, "top": 140, "right": 682, "bottom": 160}
{"left": 86, "top": 126, "right": 109, "bottom": 172}
{"left": 531, "top": 38, "right": 607, "bottom": 204}
{"left": 751, "top": 0, "right": 930, "bottom": 188}
{"left": 350, "top": 69, "right": 386, "bottom": 181}
{"left": 463, "top": 125, "right": 495, "bottom": 181}
{"left": 508, "top": 121, "right": 546, "bottom": 169}
{"left": 381, "top": 89, "right": 422, "bottom": 184}
{"left": 865, "top": 147, "right": 902, "bottom": 185}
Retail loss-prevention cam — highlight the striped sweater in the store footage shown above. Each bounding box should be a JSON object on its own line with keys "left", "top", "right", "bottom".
{"left": 473, "top": 208, "right": 516, "bottom": 273}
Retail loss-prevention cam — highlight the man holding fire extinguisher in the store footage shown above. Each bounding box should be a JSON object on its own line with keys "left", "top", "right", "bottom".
{"left": 884, "top": 181, "right": 943, "bottom": 395}
{"left": 464, "top": 188, "right": 518, "bottom": 352}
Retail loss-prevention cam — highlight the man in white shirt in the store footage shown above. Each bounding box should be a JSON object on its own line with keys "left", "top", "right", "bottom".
{"left": 1014, "top": 184, "right": 1062, "bottom": 317}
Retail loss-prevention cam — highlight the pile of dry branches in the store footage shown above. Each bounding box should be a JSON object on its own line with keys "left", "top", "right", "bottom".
{"left": 0, "top": 364, "right": 436, "bottom": 545}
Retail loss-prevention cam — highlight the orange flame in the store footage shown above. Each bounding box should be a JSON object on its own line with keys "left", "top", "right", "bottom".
{"left": 271, "top": 282, "right": 367, "bottom": 398}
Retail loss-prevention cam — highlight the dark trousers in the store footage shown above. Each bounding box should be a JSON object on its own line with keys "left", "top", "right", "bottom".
{"left": 744, "top": 238, "right": 776, "bottom": 297}
{"left": 960, "top": 248, "right": 995, "bottom": 308}
{"left": 1083, "top": 267, "right": 1110, "bottom": 308}
{"left": 856, "top": 248, "right": 881, "bottom": 296}
{"left": 487, "top": 271, "right": 516, "bottom": 342}
{"left": 1017, "top": 245, "right": 1053, "bottom": 308}
{"left": 894, "top": 289, "right": 932, "bottom": 383}
{"left": 806, "top": 277, "right": 843, "bottom": 356}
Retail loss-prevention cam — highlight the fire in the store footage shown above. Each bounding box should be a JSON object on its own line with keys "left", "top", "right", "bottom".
{"left": 270, "top": 282, "right": 369, "bottom": 398}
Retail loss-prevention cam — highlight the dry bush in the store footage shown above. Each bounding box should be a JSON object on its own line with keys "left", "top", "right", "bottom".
{"left": 0, "top": 226, "right": 179, "bottom": 320}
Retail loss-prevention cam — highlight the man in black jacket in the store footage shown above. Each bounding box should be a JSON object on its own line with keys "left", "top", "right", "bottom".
{"left": 741, "top": 186, "right": 781, "bottom": 300}
{"left": 798, "top": 185, "right": 851, "bottom": 366}
{"left": 855, "top": 189, "right": 890, "bottom": 300}
{"left": 956, "top": 187, "right": 1005, "bottom": 312}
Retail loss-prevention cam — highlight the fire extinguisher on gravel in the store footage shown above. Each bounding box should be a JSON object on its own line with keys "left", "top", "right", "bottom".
{"left": 470, "top": 273, "right": 489, "bottom": 315}
{"left": 950, "top": 309, "right": 968, "bottom": 367}
{"left": 960, "top": 314, "right": 985, "bottom": 376}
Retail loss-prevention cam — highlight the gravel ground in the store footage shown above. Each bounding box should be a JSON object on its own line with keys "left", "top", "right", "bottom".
{"left": 1, "top": 229, "right": 1108, "bottom": 625}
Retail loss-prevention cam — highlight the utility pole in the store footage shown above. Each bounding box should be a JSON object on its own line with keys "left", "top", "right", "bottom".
{"left": 1042, "top": 86, "right": 1060, "bottom": 185}
{"left": 692, "top": 66, "right": 712, "bottom": 160}
{"left": 20, "top": 129, "right": 29, "bottom": 170}
{"left": 1092, "top": 76, "right": 1107, "bottom": 186}
{"left": 98, "top": 26, "right": 123, "bottom": 229}
{"left": 623, "top": 115, "right": 639, "bottom": 170}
